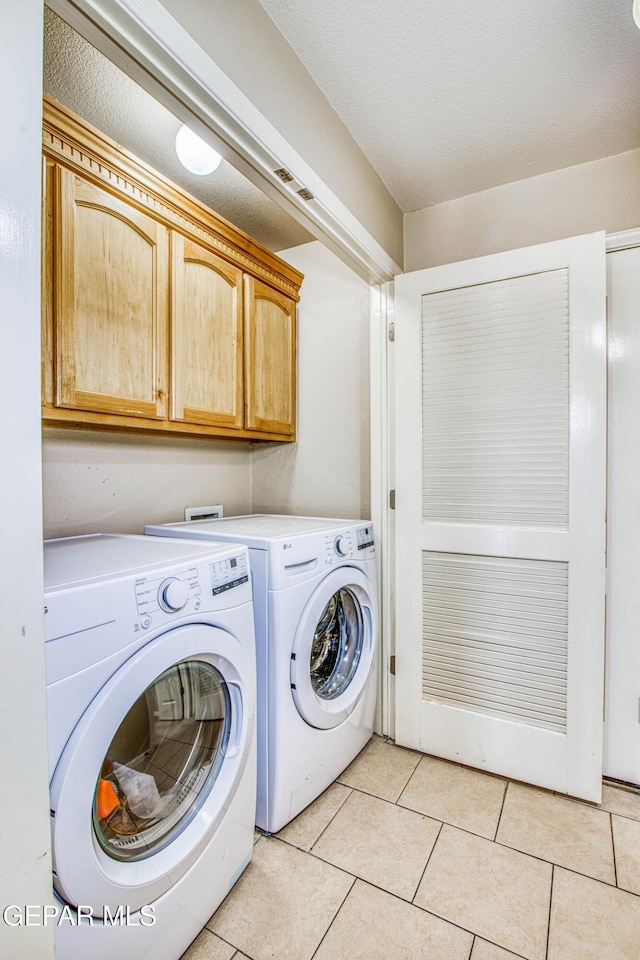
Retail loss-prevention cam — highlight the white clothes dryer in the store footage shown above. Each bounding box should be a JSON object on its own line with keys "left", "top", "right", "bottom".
{"left": 43, "top": 534, "right": 256, "bottom": 960}
{"left": 145, "top": 516, "right": 377, "bottom": 834}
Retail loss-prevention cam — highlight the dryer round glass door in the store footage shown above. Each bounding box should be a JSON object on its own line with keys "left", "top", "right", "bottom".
{"left": 93, "top": 660, "right": 231, "bottom": 862}
{"left": 290, "top": 567, "right": 376, "bottom": 730}
{"left": 49, "top": 623, "right": 254, "bottom": 915}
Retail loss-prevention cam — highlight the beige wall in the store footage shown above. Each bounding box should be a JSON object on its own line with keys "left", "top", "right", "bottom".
{"left": 405, "top": 148, "right": 640, "bottom": 271}
{"left": 251, "top": 241, "right": 371, "bottom": 520}
{"left": 42, "top": 432, "right": 252, "bottom": 538}
{"left": 158, "top": 0, "right": 403, "bottom": 267}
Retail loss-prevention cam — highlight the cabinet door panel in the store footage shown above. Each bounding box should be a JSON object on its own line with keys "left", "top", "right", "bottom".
{"left": 171, "top": 235, "right": 243, "bottom": 428}
{"left": 55, "top": 168, "right": 168, "bottom": 418}
{"left": 245, "top": 277, "right": 296, "bottom": 436}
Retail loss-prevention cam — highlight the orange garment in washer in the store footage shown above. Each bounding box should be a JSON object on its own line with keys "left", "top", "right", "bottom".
{"left": 96, "top": 778, "right": 120, "bottom": 821}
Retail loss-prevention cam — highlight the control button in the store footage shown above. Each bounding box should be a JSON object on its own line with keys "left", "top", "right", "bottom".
{"left": 334, "top": 536, "right": 350, "bottom": 557}
{"left": 192, "top": 597, "right": 201, "bottom": 610}
{"left": 158, "top": 577, "right": 189, "bottom": 613}
{"left": 141, "top": 615, "right": 152, "bottom": 629}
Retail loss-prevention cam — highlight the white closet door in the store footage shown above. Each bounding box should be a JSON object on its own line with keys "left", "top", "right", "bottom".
{"left": 604, "top": 244, "right": 640, "bottom": 784}
{"left": 394, "top": 233, "right": 606, "bottom": 802}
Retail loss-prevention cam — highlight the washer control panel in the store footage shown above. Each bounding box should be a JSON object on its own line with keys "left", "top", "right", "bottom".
{"left": 322, "top": 531, "right": 354, "bottom": 563}
{"left": 319, "top": 524, "right": 375, "bottom": 565}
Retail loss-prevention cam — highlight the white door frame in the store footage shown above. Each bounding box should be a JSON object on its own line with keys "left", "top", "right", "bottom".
{"left": 603, "top": 227, "right": 640, "bottom": 784}
{"left": 607, "top": 229, "right": 640, "bottom": 253}
{"left": 370, "top": 282, "right": 395, "bottom": 736}
{"left": 2, "top": 3, "right": 55, "bottom": 958}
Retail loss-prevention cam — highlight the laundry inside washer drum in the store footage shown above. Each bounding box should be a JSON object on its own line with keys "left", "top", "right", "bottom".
{"left": 93, "top": 660, "right": 231, "bottom": 862}
{"left": 310, "top": 588, "right": 363, "bottom": 700}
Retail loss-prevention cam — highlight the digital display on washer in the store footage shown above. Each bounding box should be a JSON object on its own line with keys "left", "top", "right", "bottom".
{"left": 356, "top": 525, "right": 374, "bottom": 550}
{"left": 210, "top": 554, "right": 249, "bottom": 596}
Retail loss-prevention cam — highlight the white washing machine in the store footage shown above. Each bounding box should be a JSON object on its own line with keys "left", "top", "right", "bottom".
{"left": 43, "top": 534, "right": 256, "bottom": 960}
{"left": 145, "top": 516, "right": 377, "bottom": 834}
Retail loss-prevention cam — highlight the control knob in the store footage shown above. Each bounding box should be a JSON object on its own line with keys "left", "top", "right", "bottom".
{"left": 158, "top": 577, "right": 189, "bottom": 613}
{"left": 334, "top": 536, "right": 350, "bottom": 557}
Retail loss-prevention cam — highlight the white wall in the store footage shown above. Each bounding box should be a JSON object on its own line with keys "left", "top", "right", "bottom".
{"left": 405, "top": 148, "right": 640, "bottom": 270}
{"left": 251, "top": 242, "right": 371, "bottom": 520}
{"left": 0, "top": 1, "right": 55, "bottom": 957}
{"left": 43, "top": 431, "right": 252, "bottom": 537}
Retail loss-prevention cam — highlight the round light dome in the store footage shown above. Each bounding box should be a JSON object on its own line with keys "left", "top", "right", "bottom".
{"left": 175, "top": 124, "right": 222, "bottom": 176}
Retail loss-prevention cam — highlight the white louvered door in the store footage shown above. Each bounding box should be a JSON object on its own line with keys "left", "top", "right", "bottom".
{"left": 394, "top": 233, "right": 606, "bottom": 802}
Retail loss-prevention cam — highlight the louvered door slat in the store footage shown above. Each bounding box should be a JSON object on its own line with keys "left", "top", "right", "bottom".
{"left": 422, "top": 268, "right": 570, "bottom": 527}
{"left": 422, "top": 552, "right": 568, "bottom": 733}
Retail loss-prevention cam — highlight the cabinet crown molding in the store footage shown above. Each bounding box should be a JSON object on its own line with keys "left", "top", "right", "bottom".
{"left": 42, "top": 95, "right": 303, "bottom": 301}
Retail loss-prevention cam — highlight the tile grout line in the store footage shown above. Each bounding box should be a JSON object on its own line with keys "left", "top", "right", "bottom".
{"left": 207, "top": 930, "right": 246, "bottom": 959}
{"left": 204, "top": 918, "right": 245, "bottom": 954}
{"left": 394, "top": 753, "right": 424, "bottom": 806}
{"left": 410, "top": 819, "right": 444, "bottom": 905}
{"left": 610, "top": 811, "right": 619, "bottom": 888}
{"left": 544, "top": 864, "right": 555, "bottom": 960}
{"left": 493, "top": 778, "right": 510, "bottom": 841}
{"left": 308, "top": 874, "right": 357, "bottom": 960}
{"left": 303, "top": 844, "right": 431, "bottom": 907}
{"left": 302, "top": 785, "right": 354, "bottom": 854}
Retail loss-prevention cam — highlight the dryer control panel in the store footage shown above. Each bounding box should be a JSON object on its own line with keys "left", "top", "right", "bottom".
{"left": 356, "top": 524, "right": 375, "bottom": 551}
{"left": 136, "top": 566, "right": 202, "bottom": 622}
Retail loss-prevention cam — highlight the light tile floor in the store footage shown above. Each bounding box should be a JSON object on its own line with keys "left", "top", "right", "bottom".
{"left": 182, "top": 736, "right": 640, "bottom": 960}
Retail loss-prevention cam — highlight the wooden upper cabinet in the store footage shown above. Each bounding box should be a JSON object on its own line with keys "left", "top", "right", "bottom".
{"left": 54, "top": 167, "right": 169, "bottom": 419}
{"left": 171, "top": 234, "right": 243, "bottom": 429}
{"left": 41, "top": 96, "right": 303, "bottom": 441}
{"left": 245, "top": 277, "right": 296, "bottom": 436}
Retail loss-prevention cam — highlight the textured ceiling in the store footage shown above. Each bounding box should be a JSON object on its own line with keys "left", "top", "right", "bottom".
{"left": 258, "top": 0, "right": 640, "bottom": 212}
{"left": 43, "top": 8, "right": 314, "bottom": 253}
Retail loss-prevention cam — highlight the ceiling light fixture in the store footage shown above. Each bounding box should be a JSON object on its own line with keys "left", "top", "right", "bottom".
{"left": 634, "top": 0, "right": 640, "bottom": 28}
{"left": 174, "top": 124, "right": 222, "bottom": 175}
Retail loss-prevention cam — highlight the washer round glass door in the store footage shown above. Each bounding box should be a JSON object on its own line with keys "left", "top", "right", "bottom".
{"left": 290, "top": 568, "right": 376, "bottom": 730}
{"left": 49, "top": 624, "right": 251, "bottom": 914}
{"left": 93, "top": 660, "right": 230, "bottom": 862}
{"left": 310, "top": 588, "right": 363, "bottom": 700}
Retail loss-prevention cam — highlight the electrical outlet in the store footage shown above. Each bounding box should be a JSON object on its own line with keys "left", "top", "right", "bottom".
{"left": 184, "top": 504, "right": 224, "bottom": 521}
